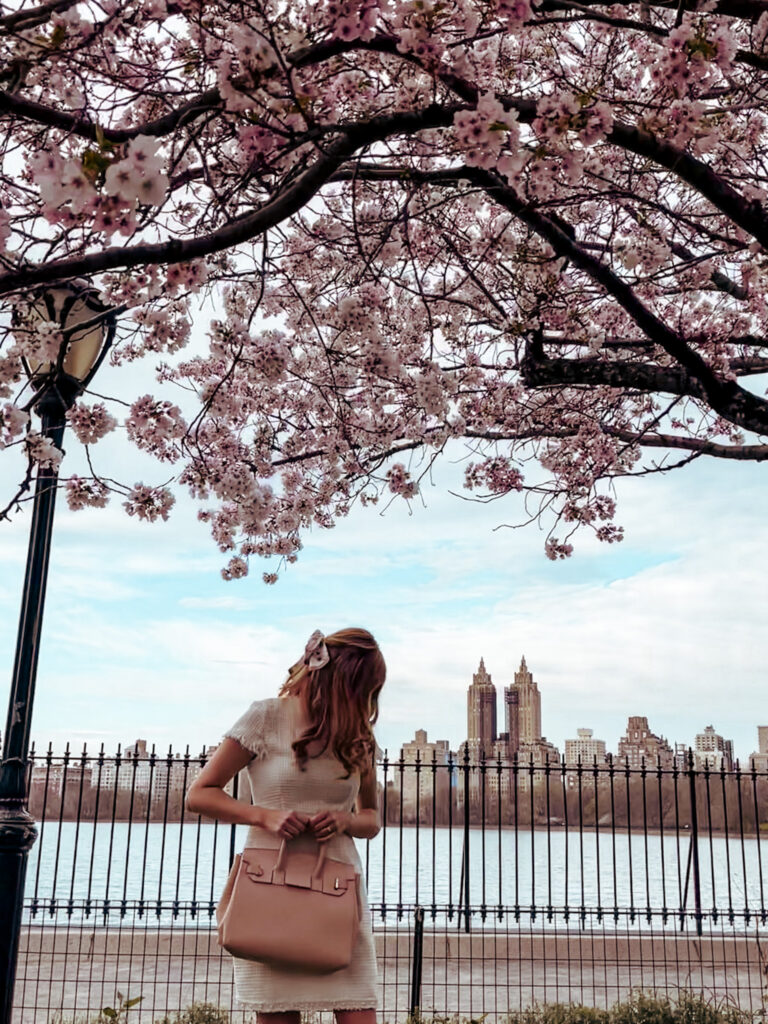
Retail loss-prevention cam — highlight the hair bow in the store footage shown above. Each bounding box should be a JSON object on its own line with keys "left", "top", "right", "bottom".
{"left": 303, "top": 629, "right": 330, "bottom": 671}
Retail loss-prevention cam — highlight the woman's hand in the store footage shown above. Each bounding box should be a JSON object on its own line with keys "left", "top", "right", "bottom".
{"left": 309, "top": 810, "right": 351, "bottom": 843}
{"left": 257, "top": 808, "right": 309, "bottom": 839}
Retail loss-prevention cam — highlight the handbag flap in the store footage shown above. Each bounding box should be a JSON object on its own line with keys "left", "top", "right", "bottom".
{"left": 241, "top": 847, "right": 357, "bottom": 896}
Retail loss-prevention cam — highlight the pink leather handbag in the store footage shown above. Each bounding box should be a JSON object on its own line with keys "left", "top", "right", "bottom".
{"left": 216, "top": 840, "right": 361, "bottom": 972}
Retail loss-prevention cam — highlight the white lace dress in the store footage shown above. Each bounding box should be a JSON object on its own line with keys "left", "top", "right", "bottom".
{"left": 223, "top": 695, "right": 379, "bottom": 1012}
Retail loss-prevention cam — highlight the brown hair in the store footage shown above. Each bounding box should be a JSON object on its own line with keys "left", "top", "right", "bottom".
{"left": 279, "top": 627, "right": 386, "bottom": 776}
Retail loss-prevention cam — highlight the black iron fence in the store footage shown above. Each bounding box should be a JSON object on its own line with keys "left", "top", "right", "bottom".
{"left": 12, "top": 744, "right": 768, "bottom": 1023}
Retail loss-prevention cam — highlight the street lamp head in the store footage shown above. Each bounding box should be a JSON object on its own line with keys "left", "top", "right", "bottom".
{"left": 20, "top": 279, "right": 117, "bottom": 414}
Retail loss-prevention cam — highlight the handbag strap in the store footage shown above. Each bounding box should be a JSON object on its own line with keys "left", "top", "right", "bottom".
{"left": 272, "top": 839, "right": 327, "bottom": 887}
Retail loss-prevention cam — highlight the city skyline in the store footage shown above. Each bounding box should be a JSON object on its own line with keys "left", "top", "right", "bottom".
{"left": 449, "top": 654, "right": 767, "bottom": 768}
{"left": 18, "top": 651, "right": 766, "bottom": 769}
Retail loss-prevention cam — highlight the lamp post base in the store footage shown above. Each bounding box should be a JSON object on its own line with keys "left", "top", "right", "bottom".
{"left": 0, "top": 759, "right": 38, "bottom": 1024}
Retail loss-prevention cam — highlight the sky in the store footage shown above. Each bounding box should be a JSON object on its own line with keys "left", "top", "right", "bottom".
{"left": 1, "top": 344, "right": 767, "bottom": 763}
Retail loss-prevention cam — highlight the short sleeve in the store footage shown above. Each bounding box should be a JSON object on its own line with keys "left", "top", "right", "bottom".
{"left": 223, "top": 699, "right": 275, "bottom": 760}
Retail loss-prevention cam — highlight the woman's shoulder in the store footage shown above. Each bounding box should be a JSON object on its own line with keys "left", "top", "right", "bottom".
{"left": 222, "top": 696, "right": 283, "bottom": 759}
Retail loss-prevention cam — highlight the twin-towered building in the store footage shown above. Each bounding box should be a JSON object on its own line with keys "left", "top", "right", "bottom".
{"left": 466, "top": 655, "right": 557, "bottom": 765}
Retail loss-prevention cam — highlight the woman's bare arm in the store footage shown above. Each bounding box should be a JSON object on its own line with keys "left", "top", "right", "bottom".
{"left": 351, "top": 763, "right": 381, "bottom": 838}
{"left": 185, "top": 738, "right": 307, "bottom": 837}
{"left": 310, "top": 762, "right": 381, "bottom": 842}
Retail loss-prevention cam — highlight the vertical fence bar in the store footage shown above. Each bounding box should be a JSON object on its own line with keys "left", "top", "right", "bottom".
{"left": 686, "top": 748, "right": 703, "bottom": 937}
{"left": 480, "top": 750, "right": 487, "bottom": 922}
{"left": 380, "top": 750, "right": 388, "bottom": 919}
{"left": 751, "top": 760, "right": 765, "bottom": 919}
{"left": 462, "top": 744, "right": 470, "bottom": 933}
{"left": 657, "top": 762, "right": 667, "bottom": 923}
{"left": 409, "top": 906, "right": 425, "bottom": 1019}
{"left": 719, "top": 757, "right": 734, "bottom": 922}
{"left": 735, "top": 760, "right": 749, "bottom": 920}
{"left": 594, "top": 760, "right": 602, "bottom": 922}
{"left": 228, "top": 769, "right": 239, "bottom": 870}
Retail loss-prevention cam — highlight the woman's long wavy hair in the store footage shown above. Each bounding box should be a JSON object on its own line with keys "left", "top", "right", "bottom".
{"left": 279, "top": 627, "right": 386, "bottom": 776}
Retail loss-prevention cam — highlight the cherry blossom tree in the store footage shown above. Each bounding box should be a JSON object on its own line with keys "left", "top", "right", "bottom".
{"left": 2, "top": 0, "right": 768, "bottom": 577}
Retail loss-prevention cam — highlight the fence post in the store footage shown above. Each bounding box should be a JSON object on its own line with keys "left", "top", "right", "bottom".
{"left": 409, "top": 906, "right": 425, "bottom": 1019}
{"left": 463, "top": 745, "right": 471, "bottom": 933}
{"left": 686, "top": 748, "right": 703, "bottom": 937}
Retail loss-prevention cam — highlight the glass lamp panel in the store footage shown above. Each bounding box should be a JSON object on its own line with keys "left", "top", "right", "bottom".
{"left": 24, "top": 287, "right": 105, "bottom": 382}
{"left": 60, "top": 294, "right": 105, "bottom": 382}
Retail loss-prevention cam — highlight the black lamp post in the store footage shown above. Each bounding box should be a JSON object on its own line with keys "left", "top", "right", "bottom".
{"left": 0, "top": 282, "right": 116, "bottom": 1024}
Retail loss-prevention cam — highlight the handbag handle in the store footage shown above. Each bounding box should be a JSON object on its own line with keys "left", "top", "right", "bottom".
{"left": 272, "top": 838, "right": 327, "bottom": 887}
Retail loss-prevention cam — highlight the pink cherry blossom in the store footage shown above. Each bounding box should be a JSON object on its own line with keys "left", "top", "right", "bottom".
{"left": 0, "top": 2, "right": 766, "bottom": 576}
{"left": 0, "top": 403, "right": 29, "bottom": 447}
{"left": 67, "top": 402, "right": 118, "bottom": 445}
{"left": 65, "top": 476, "right": 110, "bottom": 510}
{"left": 123, "top": 484, "right": 175, "bottom": 522}
{"left": 25, "top": 431, "right": 63, "bottom": 470}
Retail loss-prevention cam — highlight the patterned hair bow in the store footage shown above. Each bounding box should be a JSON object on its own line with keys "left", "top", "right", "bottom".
{"left": 302, "top": 629, "right": 330, "bottom": 671}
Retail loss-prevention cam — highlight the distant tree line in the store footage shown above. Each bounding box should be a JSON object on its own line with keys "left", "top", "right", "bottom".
{"left": 385, "top": 772, "right": 768, "bottom": 833}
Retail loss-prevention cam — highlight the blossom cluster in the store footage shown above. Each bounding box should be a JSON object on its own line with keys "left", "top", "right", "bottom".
{"left": 25, "top": 431, "right": 63, "bottom": 470}
{"left": 67, "top": 403, "right": 118, "bottom": 445}
{"left": 27, "top": 134, "right": 168, "bottom": 233}
{"left": 453, "top": 93, "right": 520, "bottom": 172}
{"left": 65, "top": 476, "right": 110, "bottom": 510}
{"left": 0, "top": 403, "right": 29, "bottom": 447}
{"left": 126, "top": 396, "right": 187, "bottom": 462}
{"left": 0, "top": 0, "right": 764, "bottom": 577}
{"left": 386, "top": 463, "right": 418, "bottom": 498}
{"left": 123, "top": 484, "right": 176, "bottom": 522}
{"left": 648, "top": 15, "right": 737, "bottom": 97}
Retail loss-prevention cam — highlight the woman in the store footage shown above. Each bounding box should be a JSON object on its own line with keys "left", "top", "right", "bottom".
{"left": 186, "top": 627, "right": 385, "bottom": 1024}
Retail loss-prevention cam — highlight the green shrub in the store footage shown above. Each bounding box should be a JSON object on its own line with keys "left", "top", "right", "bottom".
{"left": 502, "top": 992, "right": 760, "bottom": 1024}
{"left": 505, "top": 1005, "right": 610, "bottom": 1024}
{"left": 153, "top": 1002, "right": 229, "bottom": 1024}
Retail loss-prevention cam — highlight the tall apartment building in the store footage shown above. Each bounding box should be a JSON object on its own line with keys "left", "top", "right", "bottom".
{"left": 749, "top": 725, "right": 768, "bottom": 770}
{"left": 467, "top": 657, "right": 497, "bottom": 758}
{"left": 398, "top": 729, "right": 452, "bottom": 820}
{"left": 694, "top": 725, "right": 733, "bottom": 770}
{"left": 565, "top": 728, "right": 607, "bottom": 766}
{"left": 505, "top": 656, "right": 541, "bottom": 751}
{"left": 503, "top": 686, "right": 520, "bottom": 756}
{"left": 617, "top": 716, "right": 673, "bottom": 768}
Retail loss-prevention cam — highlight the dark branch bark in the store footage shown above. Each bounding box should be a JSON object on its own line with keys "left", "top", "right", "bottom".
{"left": 466, "top": 424, "right": 768, "bottom": 459}
{"left": 538, "top": 0, "right": 768, "bottom": 19}
{"left": 0, "top": 106, "right": 455, "bottom": 296}
{"left": 606, "top": 429, "right": 768, "bottom": 459}
{"left": 520, "top": 351, "right": 704, "bottom": 399}
{"left": 3, "top": 30, "right": 767, "bottom": 254}
{"left": 0, "top": 87, "right": 223, "bottom": 145}
{"left": 0, "top": 0, "right": 78, "bottom": 31}
{"left": 333, "top": 160, "right": 768, "bottom": 435}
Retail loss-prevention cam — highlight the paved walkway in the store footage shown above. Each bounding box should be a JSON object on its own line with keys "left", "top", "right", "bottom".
{"left": 13, "top": 925, "right": 768, "bottom": 1023}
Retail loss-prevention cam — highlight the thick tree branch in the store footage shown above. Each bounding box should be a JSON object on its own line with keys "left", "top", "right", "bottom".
{"left": 0, "top": 107, "right": 456, "bottom": 296}
{"left": 331, "top": 158, "right": 768, "bottom": 435}
{"left": 0, "top": 0, "right": 78, "bottom": 31}
{"left": 538, "top": 0, "right": 768, "bottom": 19}
{"left": 3, "top": 26, "right": 766, "bottom": 260}
{"left": 467, "top": 425, "right": 768, "bottom": 459}
{"left": 0, "top": 88, "right": 223, "bottom": 145}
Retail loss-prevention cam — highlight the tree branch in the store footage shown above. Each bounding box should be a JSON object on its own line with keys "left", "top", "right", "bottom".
{"left": 0, "top": 87, "right": 223, "bottom": 145}
{"left": 0, "top": 0, "right": 79, "bottom": 31}
{"left": 0, "top": 107, "right": 456, "bottom": 296}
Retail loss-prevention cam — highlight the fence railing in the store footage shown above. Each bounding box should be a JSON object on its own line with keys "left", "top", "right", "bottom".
{"left": 13, "top": 743, "right": 768, "bottom": 1023}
